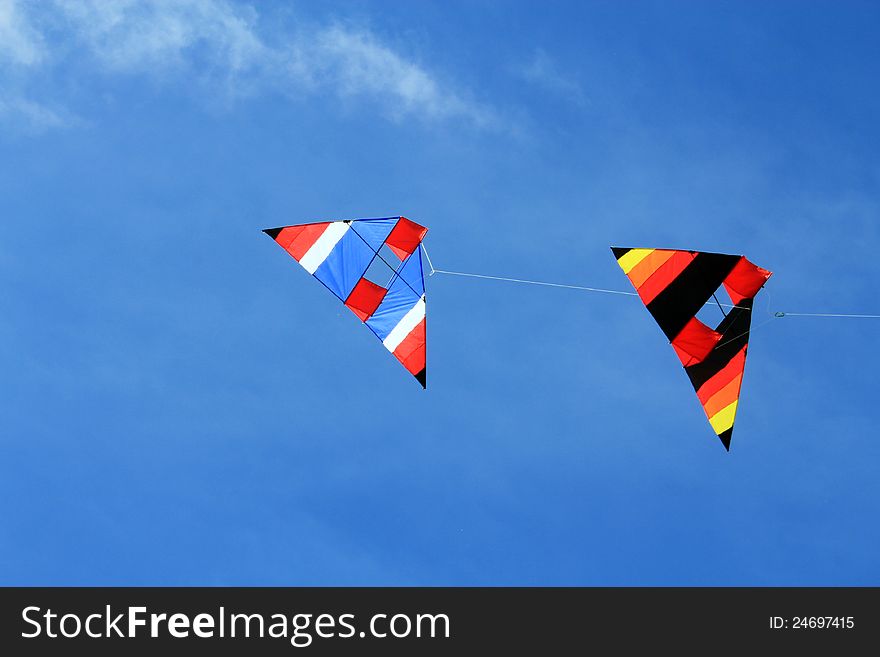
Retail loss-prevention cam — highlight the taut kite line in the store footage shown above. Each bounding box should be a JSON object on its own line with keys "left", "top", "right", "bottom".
{"left": 612, "top": 248, "right": 772, "bottom": 450}
{"left": 263, "top": 217, "right": 428, "bottom": 388}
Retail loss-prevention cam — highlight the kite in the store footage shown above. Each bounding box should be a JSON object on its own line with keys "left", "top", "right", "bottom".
{"left": 612, "top": 248, "right": 772, "bottom": 450}
{"left": 264, "top": 217, "right": 428, "bottom": 388}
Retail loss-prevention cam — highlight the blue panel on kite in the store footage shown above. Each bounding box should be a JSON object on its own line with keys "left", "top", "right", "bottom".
{"left": 313, "top": 228, "right": 377, "bottom": 301}
{"left": 396, "top": 245, "right": 426, "bottom": 296}
{"left": 366, "top": 250, "right": 425, "bottom": 341}
{"left": 349, "top": 218, "right": 398, "bottom": 252}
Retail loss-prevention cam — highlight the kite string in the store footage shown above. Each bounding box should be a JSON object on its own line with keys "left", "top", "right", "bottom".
{"left": 775, "top": 311, "right": 880, "bottom": 319}
{"left": 421, "top": 244, "right": 748, "bottom": 303}
{"left": 420, "top": 244, "right": 880, "bottom": 319}
{"left": 429, "top": 268, "right": 640, "bottom": 297}
{"left": 421, "top": 243, "right": 638, "bottom": 297}
{"left": 421, "top": 242, "right": 437, "bottom": 276}
{"left": 714, "top": 316, "right": 777, "bottom": 350}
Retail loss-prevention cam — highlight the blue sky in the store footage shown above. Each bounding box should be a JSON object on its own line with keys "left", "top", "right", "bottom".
{"left": 1, "top": 0, "right": 878, "bottom": 585}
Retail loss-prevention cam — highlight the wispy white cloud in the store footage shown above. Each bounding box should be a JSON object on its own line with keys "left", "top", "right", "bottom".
{"left": 0, "top": 0, "right": 45, "bottom": 66}
{"left": 51, "top": 0, "right": 267, "bottom": 77}
{"left": 0, "top": 96, "right": 68, "bottom": 131}
{"left": 521, "top": 48, "right": 587, "bottom": 107}
{"left": 0, "top": 0, "right": 64, "bottom": 131}
{"left": 0, "top": 0, "right": 499, "bottom": 131}
{"left": 309, "top": 25, "right": 498, "bottom": 127}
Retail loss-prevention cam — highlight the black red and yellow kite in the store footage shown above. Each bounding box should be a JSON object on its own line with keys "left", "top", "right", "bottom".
{"left": 612, "top": 248, "right": 772, "bottom": 450}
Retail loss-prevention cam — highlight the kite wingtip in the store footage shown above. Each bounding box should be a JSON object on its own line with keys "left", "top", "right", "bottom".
{"left": 262, "top": 227, "right": 282, "bottom": 240}
{"left": 415, "top": 368, "right": 427, "bottom": 389}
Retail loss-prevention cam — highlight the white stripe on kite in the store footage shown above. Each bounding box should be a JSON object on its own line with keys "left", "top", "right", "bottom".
{"left": 383, "top": 297, "right": 426, "bottom": 353}
{"left": 299, "top": 222, "right": 349, "bottom": 274}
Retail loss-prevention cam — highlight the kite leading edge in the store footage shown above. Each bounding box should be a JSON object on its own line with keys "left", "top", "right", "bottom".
{"left": 612, "top": 248, "right": 772, "bottom": 450}
{"left": 264, "top": 217, "right": 428, "bottom": 388}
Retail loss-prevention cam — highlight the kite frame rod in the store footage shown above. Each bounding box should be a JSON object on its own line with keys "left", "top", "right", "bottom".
{"left": 348, "top": 221, "right": 423, "bottom": 299}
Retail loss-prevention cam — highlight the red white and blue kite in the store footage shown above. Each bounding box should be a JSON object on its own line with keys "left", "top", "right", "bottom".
{"left": 263, "top": 217, "right": 428, "bottom": 388}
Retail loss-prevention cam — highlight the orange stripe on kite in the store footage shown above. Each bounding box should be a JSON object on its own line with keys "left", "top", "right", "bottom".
{"left": 626, "top": 249, "right": 677, "bottom": 290}
{"left": 702, "top": 373, "right": 743, "bottom": 419}
{"left": 635, "top": 250, "right": 696, "bottom": 305}
{"left": 696, "top": 346, "right": 747, "bottom": 404}
{"left": 616, "top": 248, "right": 655, "bottom": 274}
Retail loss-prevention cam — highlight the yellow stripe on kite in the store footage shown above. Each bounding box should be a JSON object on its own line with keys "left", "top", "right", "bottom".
{"left": 702, "top": 373, "right": 743, "bottom": 420}
{"left": 616, "top": 248, "right": 655, "bottom": 275}
{"left": 709, "top": 400, "right": 739, "bottom": 435}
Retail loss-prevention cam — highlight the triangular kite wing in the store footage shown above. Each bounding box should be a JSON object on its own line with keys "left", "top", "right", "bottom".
{"left": 265, "top": 217, "right": 428, "bottom": 388}
{"left": 612, "top": 248, "right": 772, "bottom": 449}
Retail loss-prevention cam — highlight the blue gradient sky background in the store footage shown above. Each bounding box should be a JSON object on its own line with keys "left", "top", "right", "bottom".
{"left": 1, "top": 0, "right": 878, "bottom": 585}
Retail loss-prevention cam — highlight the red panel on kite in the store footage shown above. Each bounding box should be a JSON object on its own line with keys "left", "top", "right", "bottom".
{"left": 385, "top": 217, "right": 429, "bottom": 261}
{"left": 612, "top": 247, "right": 772, "bottom": 450}
{"left": 723, "top": 257, "right": 773, "bottom": 305}
{"left": 345, "top": 278, "right": 388, "bottom": 322}
{"left": 632, "top": 250, "right": 696, "bottom": 305}
{"left": 392, "top": 317, "right": 426, "bottom": 377}
{"left": 671, "top": 317, "right": 722, "bottom": 367}
{"left": 274, "top": 222, "right": 331, "bottom": 262}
